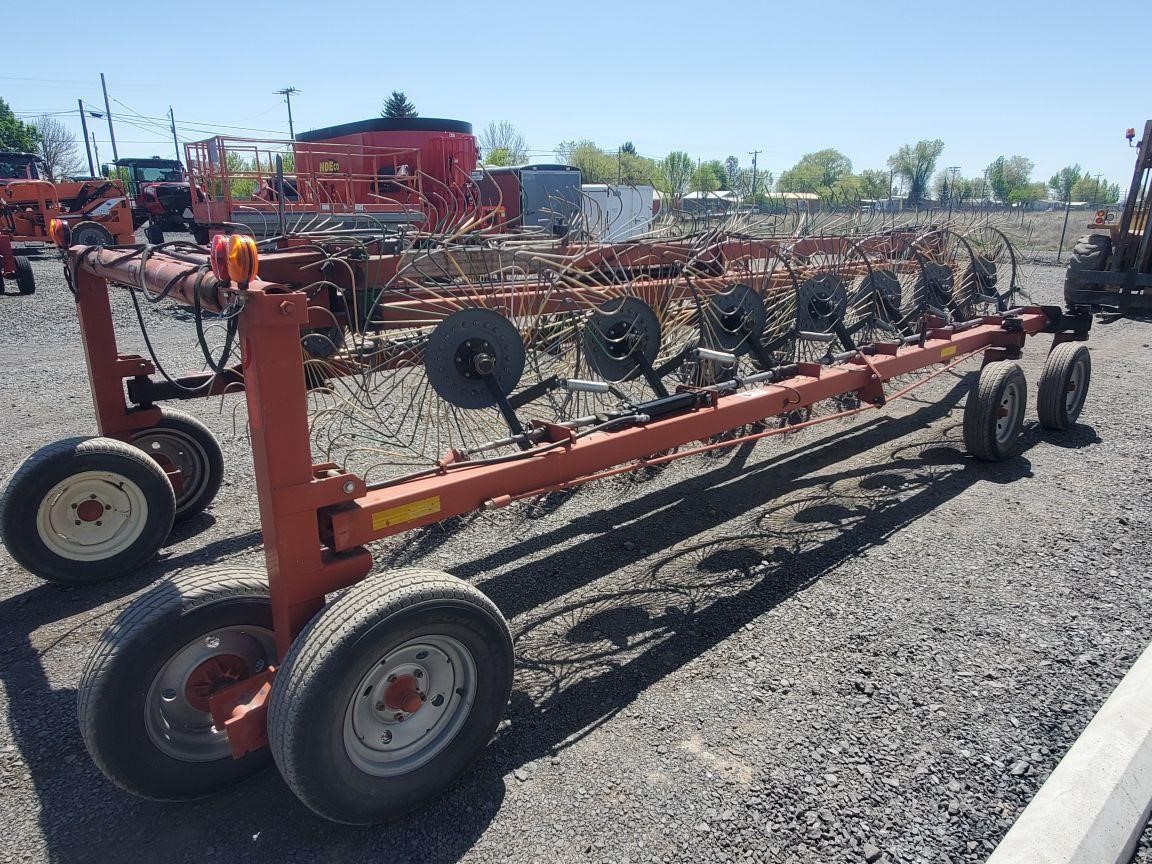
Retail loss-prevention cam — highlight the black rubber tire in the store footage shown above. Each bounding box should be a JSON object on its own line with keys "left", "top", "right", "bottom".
{"left": 963, "top": 362, "right": 1027, "bottom": 462}
{"left": 1037, "top": 342, "right": 1091, "bottom": 431}
{"left": 191, "top": 224, "right": 210, "bottom": 245}
{"left": 14, "top": 256, "right": 35, "bottom": 295}
{"left": 70, "top": 220, "right": 116, "bottom": 247}
{"left": 0, "top": 437, "right": 176, "bottom": 584}
{"left": 1064, "top": 235, "right": 1111, "bottom": 306}
{"left": 78, "top": 567, "right": 276, "bottom": 800}
{"left": 131, "top": 407, "right": 224, "bottom": 520}
{"left": 267, "top": 568, "right": 514, "bottom": 824}
{"left": 144, "top": 223, "right": 165, "bottom": 245}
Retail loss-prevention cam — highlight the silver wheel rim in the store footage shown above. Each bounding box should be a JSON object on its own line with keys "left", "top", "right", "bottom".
{"left": 133, "top": 427, "right": 209, "bottom": 514}
{"left": 343, "top": 635, "right": 477, "bottom": 777}
{"left": 144, "top": 625, "right": 275, "bottom": 761}
{"left": 995, "top": 380, "right": 1022, "bottom": 444}
{"left": 1065, "top": 357, "right": 1087, "bottom": 418}
{"left": 35, "top": 470, "right": 149, "bottom": 561}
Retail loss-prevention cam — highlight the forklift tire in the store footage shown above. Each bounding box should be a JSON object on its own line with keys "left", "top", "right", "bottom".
{"left": 1063, "top": 235, "right": 1111, "bottom": 306}
{"left": 963, "top": 361, "right": 1027, "bottom": 462}
{"left": 14, "top": 256, "right": 35, "bottom": 295}
{"left": 0, "top": 437, "right": 175, "bottom": 584}
{"left": 71, "top": 221, "right": 116, "bottom": 247}
{"left": 1037, "top": 342, "right": 1091, "bottom": 431}
{"left": 144, "top": 224, "right": 165, "bottom": 245}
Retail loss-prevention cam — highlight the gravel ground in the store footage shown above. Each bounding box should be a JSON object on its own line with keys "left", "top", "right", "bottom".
{"left": 1, "top": 247, "right": 1151, "bottom": 864}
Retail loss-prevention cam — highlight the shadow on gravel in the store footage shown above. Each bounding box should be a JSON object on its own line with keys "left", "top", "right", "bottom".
{"left": 3, "top": 375, "right": 1081, "bottom": 864}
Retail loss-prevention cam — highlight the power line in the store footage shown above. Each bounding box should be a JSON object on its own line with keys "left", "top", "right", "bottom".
{"left": 14, "top": 102, "right": 288, "bottom": 136}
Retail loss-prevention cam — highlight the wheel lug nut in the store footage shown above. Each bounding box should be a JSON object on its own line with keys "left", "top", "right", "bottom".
{"left": 380, "top": 731, "right": 392, "bottom": 744}
{"left": 395, "top": 713, "right": 404, "bottom": 722}
{"left": 375, "top": 701, "right": 386, "bottom": 711}
{"left": 387, "top": 674, "right": 396, "bottom": 683}
{"left": 413, "top": 669, "right": 423, "bottom": 679}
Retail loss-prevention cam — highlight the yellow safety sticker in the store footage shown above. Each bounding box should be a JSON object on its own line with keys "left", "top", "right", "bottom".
{"left": 372, "top": 496, "right": 441, "bottom": 531}
{"left": 939, "top": 345, "right": 958, "bottom": 359}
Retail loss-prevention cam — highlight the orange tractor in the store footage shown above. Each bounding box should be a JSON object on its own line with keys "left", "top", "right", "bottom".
{"left": 1, "top": 151, "right": 135, "bottom": 294}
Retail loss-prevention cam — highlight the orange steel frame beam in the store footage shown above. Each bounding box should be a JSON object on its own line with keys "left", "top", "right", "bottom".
{"left": 67, "top": 246, "right": 1060, "bottom": 759}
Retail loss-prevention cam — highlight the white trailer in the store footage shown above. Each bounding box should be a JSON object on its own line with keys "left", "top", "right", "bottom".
{"left": 579, "top": 184, "right": 655, "bottom": 242}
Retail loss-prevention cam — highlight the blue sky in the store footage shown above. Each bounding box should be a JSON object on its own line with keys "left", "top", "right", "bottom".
{"left": 6, "top": 0, "right": 1149, "bottom": 190}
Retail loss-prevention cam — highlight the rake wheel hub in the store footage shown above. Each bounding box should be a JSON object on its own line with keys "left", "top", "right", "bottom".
{"left": 425, "top": 308, "right": 525, "bottom": 409}
{"left": 704, "top": 283, "right": 767, "bottom": 355}
{"left": 797, "top": 274, "right": 848, "bottom": 332}
{"left": 584, "top": 296, "right": 661, "bottom": 382}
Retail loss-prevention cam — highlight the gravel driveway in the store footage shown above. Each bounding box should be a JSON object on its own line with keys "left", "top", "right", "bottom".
{"left": 1, "top": 249, "right": 1150, "bottom": 864}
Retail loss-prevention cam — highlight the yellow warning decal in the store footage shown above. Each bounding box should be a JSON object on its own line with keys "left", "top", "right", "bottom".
{"left": 372, "top": 496, "right": 441, "bottom": 531}
{"left": 939, "top": 345, "right": 958, "bottom": 359}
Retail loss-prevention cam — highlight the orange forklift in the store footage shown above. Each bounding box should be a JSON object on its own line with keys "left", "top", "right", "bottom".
{"left": 1, "top": 151, "right": 135, "bottom": 294}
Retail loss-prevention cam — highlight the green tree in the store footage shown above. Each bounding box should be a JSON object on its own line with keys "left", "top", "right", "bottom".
{"left": 658, "top": 151, "right": 695, "bottom": 198}
{"left": 381, "top": 91, "right": 418, "bottom": 118}
{"left": 620, "top": 141, "right": 637, "bottom": 156}
{"left": 952, "top": 176, "right": 975, "bottom": 206}
{"left": 932, "top": 170, "right": 973, "bottom": 205}
{"left": 1049, "top": 164, "right": 1082, "bottom": 203}
{"left": 0, "top": 97, "right": 39, "bottom": 152}
{"left": 691, "top": 161, "right": 718, "bottom": 192}
{"left": 887, "top": 139, "right": 945, "bottom": 205}
{"left": 690, "top": 160, "right": 728, "bottom": 192}
{"left": 483, "top": 147, "right": 514, "bottom": 167}
{"left": 619, "top": 151, "right": 659, "bottom": 185}
{"left": 222, "top": 150, "right": 256, "bottom": 199}
{"left": 858, "top": 169, "right": 891, "bottom": 200}
{"left": 479, "top": 121, "right": 527, "bottom": 164}
{"left": 724, "top": 156, "right": 740, "bottom": 188}
{"left": 778, "top": 149, "right": 853, "bottom": 197}
{"left": 985, "top": 155, "right": 1034, "bottom": 205}
{"left": 556, "top": 140, "right": 617, "bottom": 183}
{"left": 1009, "top": 181, "right": 1047, "bottom": 208}
{"left": 1071, "top": 174, "right": 1119, "bottom": 205}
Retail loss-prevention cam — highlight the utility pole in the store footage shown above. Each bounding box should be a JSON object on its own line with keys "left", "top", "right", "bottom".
{"left": 1092, "top": 173, "right": 1103, "bottom": 207}
{"left": 77, "top": 99, "right": 95, "bottom": 176}
{"left": 275, "top": 87, "right": 299, "bottom": 139}
{"left": 99, "top": 73, "right": 118, "bottom": 161}
{"left": 748, "top": 150, "right": 761, "bottom": 202}
{"left": 1057, "top": 191, "right": 1073, "bottom": 264}
{"left": 168, "top": 107, "right": 181, "bottom": 165}
{"left": 91, "top": 133, "right": 100, "bottom": 170}
{"left": 946, "top": 165, "right": 960, "bottom": 219}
